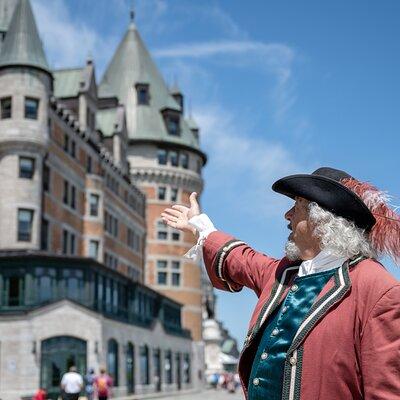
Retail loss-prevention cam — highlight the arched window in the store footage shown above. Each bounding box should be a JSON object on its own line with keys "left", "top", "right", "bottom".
{"left": 107, "top": 339, "right": 119, "bottom": 386}
{"left": 139, "top": 345, "right": 150, "bottom": 385}
{"left": 41, "top": 336, "right": 87, "bottom": 398}
{"left": 126, "top": 342, "right": 135, "bottom": 394}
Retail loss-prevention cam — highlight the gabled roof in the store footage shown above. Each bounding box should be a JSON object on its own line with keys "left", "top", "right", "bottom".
{"left": 53, "top": 68, "right": 84, "bottom": 98}
{"left": 53, "top": 61, "right": 97, "bottom": 99}
{"left": 96, "top": 106, "right": 125, "bottom": 138}
{"left": 99, "top": 22, "right": 205, "bottom": 157}
{"left": 0, "top": 0, "right": 50, "bottom": 73}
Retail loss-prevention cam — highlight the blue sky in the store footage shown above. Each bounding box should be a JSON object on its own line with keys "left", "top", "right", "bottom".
{"left": 31, "top": 0, "right": 400, "bottom": 346}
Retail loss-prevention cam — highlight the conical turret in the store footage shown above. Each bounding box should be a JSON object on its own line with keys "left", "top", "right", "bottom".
{"left": 0, "top": 0, "right": 50, "bottom": 74}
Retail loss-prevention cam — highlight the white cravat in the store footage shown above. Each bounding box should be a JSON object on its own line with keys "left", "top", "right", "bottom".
{"left": 297, "top": 250, "right": 347, "bottom": 277}
{"left": 185, "top": 214, "right": 347, "bottom": 275}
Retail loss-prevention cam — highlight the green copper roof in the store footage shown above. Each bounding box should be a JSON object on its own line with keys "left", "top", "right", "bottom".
{"left": 99, "top": 22, "right": 203, "bottom": 154}
{"left": 53, "top": 68, "right": 84, "bottom": 98}
{"left": 96, "top": 108, "right": 118, "bottom": 137}
{"left": 0, "top": 0, "right": 49, "bottom": 73}
{"left": 0, "top": 0, "right": 18, "bottom": 32}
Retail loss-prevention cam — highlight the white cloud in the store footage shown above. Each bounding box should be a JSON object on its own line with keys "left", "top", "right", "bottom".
{"left": 195, "top": 104, "right": 306, "bottom": 221}
{"left": 31, "top": 0, "right": 117, "bottom": 72}
{"left": 155, "top": 39, "right": 296, "bottom": 122}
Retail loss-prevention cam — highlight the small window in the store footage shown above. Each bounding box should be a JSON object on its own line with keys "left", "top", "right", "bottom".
{"left": 167, "top": 115, "right": 180, "bottom": 136}
{"left": 196, "top": 160, "right": 202, "bottom": 174}
{"left": 171, "top": 261, "right": 181, "bottom": 286}
{"left": 70, "top": 233, "right": 76, "bottom": 254}
{"left": 89, "top": 193, "right": 100, "bottom": 217}
{"left": 63, "top": 134, "right": 69, "bottom": 152}
{"left": 136, "top": 84, "right": 150, "bottom": 105}
{"left": 157, "top": 220, "right": 167, "bottom": 240}
{"left": 180, "top": 153, "right": 189, "bottom": 169}
{"left": 158, "top": 186, "right": 166, "bottom": 201}
{"left": 87, "top": 155, "right": 92, "bottom": 173}
{"left": 62, "top": 229, "right": 68, "bottom": 254}
{"left": 63, "top": 180, "right": 69, "bottom": 204}
{"left": 43, "top": 164, "right": 50, "bottom": 192}
{"left": 171, "top": 230, "right": 180, "bottom": 241}
{"left": 89, "top": 239, "right": 99, "bottom": 259}
{"left": 170, "top": 188, "right": 178, "bottom": 202}
{"left": 71, "top": 186, "right": 76, "bottom": 209}
{"left": 1, "top": 97, "right": 11, "bottom": 119}
{"left": 17, "top": 209, "right": 34, "bottom": 242}
{"left": 157, "top": 149, "right": 167, "bottom": 165}
{"left": 157, "top": 265, "right": 168, "bottom": 284}
{"left": 24, "top": 97, "right": 39, "bottom": 119}
{"left": 19, "top": 156, "right": 35, "bottom": 179}
{"left": 169, "top": 151, "right": 178, "bottom": 167}
{"left": 71, "top": 140, "right": 76, "bottom": 158}
{"left": 40, "top": 218, "right": 49, "bottom": 250}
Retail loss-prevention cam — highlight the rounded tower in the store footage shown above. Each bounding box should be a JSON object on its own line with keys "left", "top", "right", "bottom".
{"left": 99, "top": 19, "right": 207, "bottom": 343}
{"left": 0, "top": 0, "right": 52, "bottom": 249}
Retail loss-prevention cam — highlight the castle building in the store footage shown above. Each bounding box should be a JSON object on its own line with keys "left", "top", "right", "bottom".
{"left": 0, "top": 1, "right": 206, "bottom": 399}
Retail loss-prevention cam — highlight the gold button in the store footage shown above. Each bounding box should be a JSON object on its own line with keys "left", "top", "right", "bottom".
{"left": 261, "top": 352, "right": 268, "bottom": 360}
{"left": 291, "top": 284, "right": 299, "bottom": 292}
{"left": 253, "top": 378, "right": 260, "bottom": 386}
{"left": 289, "top": 356, "right": 297, "bottom": 365}
{"left": 271, "top": 328, "right": 279, "bottom": 336}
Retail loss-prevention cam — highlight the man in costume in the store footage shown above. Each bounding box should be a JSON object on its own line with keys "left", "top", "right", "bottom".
{"left": 161, "top": 167, "right": 400, "bottom": 400}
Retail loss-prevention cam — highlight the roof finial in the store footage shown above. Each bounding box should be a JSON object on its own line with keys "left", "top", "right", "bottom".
{"left": 130, "top": 0, "right": 135, "bottom": 22}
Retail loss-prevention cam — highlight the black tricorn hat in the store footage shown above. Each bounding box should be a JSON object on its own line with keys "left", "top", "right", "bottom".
{"left": 272, "top": 167, "right": 376, "bottom": 231}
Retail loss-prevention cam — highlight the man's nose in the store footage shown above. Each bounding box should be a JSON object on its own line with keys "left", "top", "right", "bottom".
{"left": 285, "top": 206, "right": 294, "bottom": 221}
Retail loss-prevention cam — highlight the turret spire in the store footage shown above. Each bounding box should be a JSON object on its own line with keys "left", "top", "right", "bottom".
{"left": 0, "top": 0, "right": 50, "bottom": 74}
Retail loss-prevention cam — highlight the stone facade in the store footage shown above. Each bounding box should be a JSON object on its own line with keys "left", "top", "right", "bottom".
{"left": 0, "top": 0, "right": 207, "bottom": 399}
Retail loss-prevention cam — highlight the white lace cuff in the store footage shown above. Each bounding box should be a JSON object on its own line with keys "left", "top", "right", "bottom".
{"left": 183, "top": 214, "right": 217, "bottom": 262}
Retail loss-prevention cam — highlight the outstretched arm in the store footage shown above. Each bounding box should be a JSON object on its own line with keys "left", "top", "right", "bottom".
{"left": 162, "top": 193, "right": 283, "bottom": 297}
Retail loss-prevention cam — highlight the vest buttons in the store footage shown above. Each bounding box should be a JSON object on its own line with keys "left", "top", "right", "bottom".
{"left": 261, "top": 352, "right": 268, "bottom": 360}
{"left": 289, "top": 356, "right": 297, "bottom": 366}
{"left": 271, "top": 328, "right": 279, "bottom": 336}
{"left": 282, "top": 306, "right": 288, "bottom": 314}
{"left": 253, "top": 378, "right": 260, "bottom": 386}
{"left": 291, "top": 284, "right": 299, "bottom": 292}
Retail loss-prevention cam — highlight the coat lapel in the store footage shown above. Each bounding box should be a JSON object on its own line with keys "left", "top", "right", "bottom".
{"left": 287, "top": 258, "right": 359, "bottom": 353}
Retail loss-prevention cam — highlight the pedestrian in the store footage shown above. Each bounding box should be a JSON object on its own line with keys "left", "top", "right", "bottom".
{"left": 94, "top": 368, "right": 113, "bottom": 400}
{"left": 85, "top": 368, "right": 96, "bottom": 400}
{"left": 32, "top": 388, "right": 47, "bottom": 400}
{"left": 60, "top": 366, "right": 83, "bottom": 400}
{"left": 161, "top": 167, "right": 400, "bottom": 399}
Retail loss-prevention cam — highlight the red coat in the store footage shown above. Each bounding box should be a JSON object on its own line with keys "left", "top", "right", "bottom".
{"left": 203, "top": 231, "right": 400, "bottom": 400}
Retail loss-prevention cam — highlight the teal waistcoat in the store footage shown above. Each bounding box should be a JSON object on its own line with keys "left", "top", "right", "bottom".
{"left": 248, "top": 268, "right": 337, "bottom": 400}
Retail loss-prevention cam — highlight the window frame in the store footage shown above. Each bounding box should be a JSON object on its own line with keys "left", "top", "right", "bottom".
{"left": 24, "top": 97, "right": 39, "bottom": 120}
{"left": 17, "top": 208, "right": 34, "bottom": 242}
{"left": 0, "top": 96, "right": 12, "bottom": 119}
{"left": 19, "top": 156, "right": 35, "bottom": 179}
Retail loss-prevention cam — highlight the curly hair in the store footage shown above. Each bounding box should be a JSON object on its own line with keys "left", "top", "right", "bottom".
{"left": 308, "top": 202, "right": 376, "bottom": 260}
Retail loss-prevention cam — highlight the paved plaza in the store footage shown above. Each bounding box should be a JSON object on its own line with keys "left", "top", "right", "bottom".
{"left": 160, "top": 389, "right": 244, "bottom": 400}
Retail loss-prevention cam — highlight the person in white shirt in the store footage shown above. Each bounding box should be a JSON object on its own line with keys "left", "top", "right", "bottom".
{"left": 60, "top": 366, "right": 83, "bottom": 400}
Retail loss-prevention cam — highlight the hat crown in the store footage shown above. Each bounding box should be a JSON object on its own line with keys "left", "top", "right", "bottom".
{"left": 312, "top": 167, "right": 352, "bottom": 182}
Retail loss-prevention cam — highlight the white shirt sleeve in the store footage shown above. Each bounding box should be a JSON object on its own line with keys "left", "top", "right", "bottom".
{"left": 183, "top": 214, "right": 217, "bottom": 262}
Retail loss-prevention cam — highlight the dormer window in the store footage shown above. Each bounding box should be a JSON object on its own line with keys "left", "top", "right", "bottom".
{"left": 136, "top": 83, "right": 150, "bottom": 105}
{"left": 162, "top": 109, "right": 181, "bottom": 136}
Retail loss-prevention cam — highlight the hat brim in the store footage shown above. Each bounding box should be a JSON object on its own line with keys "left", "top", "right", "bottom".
{"left": 272, "top": 174, "right": 376, "bottom": 231}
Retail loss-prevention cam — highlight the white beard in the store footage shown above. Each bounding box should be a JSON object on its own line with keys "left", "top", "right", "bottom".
{"left": 285, "top": 240, "right": 302, "bottom": 261}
